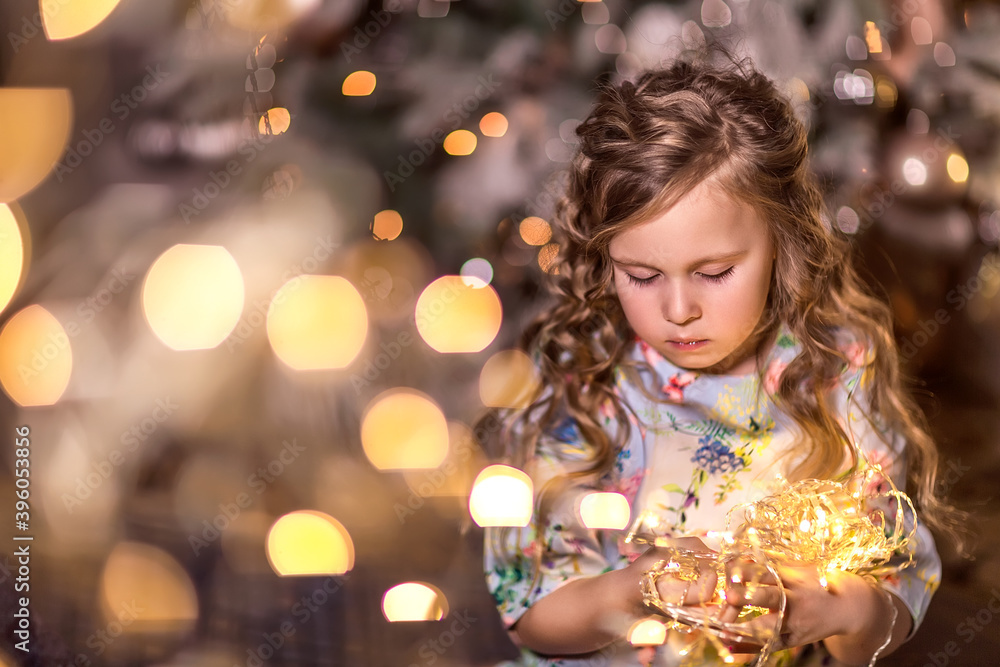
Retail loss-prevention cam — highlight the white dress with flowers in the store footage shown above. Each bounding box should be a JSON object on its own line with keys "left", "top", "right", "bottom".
{"left": 483, "top": 324, "right": 941, "bottom": 666}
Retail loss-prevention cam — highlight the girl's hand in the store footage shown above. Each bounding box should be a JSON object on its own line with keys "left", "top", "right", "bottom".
{"left": 724, "top": 562, "right": 892, "bottom": 655}
{"left": 620, "top": 538, "right": 720, "bottom": 618}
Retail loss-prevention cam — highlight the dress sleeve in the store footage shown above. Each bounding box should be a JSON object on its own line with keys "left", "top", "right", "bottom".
{"left": 834, "top": 349, "right": 942, "bottom": 639}
{"left": 483, "top": 413, "right": 621, "bottom": 631}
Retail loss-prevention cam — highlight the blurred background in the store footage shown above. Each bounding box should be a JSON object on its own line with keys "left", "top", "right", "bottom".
{"left": 0, "top": 0, "right": 998, "bottom": 665}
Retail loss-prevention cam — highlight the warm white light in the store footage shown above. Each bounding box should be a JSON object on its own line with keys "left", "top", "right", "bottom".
{"left": 415, "top": 276, "right": 502, "bottom": 353}
{"left": 947, "top": 153, "right": 969, "bottom": 183}
{"left": 580, "top": 492, "right": 631, "bottom": 530}
{"left": 382, "top": 582, "right": 449, "bottom": 621}
{"left": 142, "top": 244, "right": 244, "bottom": 350}
{"left": 0, "top": 305, "right": 72, "bottom": 407}
{"left": 0, "top": 88, "right": 73, "bottom": 202}
{"left": 266, "top": 511, "right": 354, "bottom": 576}
{"left": 41, "top": 0, "right": 122, "bottom": 40}
{"left": 479, "top": 349, "right": 540, "bottom": 409}
{"left": 902, "top": 157, "right": 927, "bottom": 186}
{"left": 361, "top": 389, "right": 449, "bottom": 470}
{"left": 469, "top": 465, "right": 532, "bottom": 527}
{"left": 266, "top": 275, "right": 367, "bottom": 370}
{"left": 628, "top": 618, "right": 667, "bottom": 646}
{"left": 0, "top": 204, "right": 27, "bottom": 315}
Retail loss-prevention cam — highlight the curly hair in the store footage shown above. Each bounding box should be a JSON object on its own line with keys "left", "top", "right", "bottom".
{"left": 479, "top": 53, "right": 966, "bottom": 582}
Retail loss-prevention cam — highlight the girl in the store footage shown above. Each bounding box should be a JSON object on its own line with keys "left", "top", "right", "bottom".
{"left": 481, "top": 54, "right": 962, "bottom": 666}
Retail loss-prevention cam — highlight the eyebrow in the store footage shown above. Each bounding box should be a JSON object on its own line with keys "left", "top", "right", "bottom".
{"left": 609, "top": 250, "right": 746, "bottom": 272}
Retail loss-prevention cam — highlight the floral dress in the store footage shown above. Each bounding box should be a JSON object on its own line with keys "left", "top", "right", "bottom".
{"left": 483, "top": 324, "right": 941, "bottom": 666}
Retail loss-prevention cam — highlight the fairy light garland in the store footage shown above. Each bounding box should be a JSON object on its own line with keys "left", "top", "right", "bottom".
{"left": 631, "top": 462, "right": 916, "bottom": 666}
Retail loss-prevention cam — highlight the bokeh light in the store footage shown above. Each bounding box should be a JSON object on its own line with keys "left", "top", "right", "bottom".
{"left": 402, "top": 421, "right": 483, "bottom": 498}
{"left": 343, "top": 71, "right": 376, "bottom": 96}
{"left": 479, "top": 349, "right": 539, "bottom": 409}
{"left": 101, "top": 541, "right": 199, "bottom": 630}
{"left": 266, "top": 275, "right": 367, "bottom": 370}
{"left": 372, "top": 209, "right": 403, "bottom": 241}
{"left": 443, "top": 129, "right": 477, "bottom": 156}
{"left": 701, "top": 0, "right": 732, "bottom": 28}
{"left": 460, "top": 257, "right": 493, "bottom": 286}
{"left": 382, "top": 582, "right": 449, "bottom": 621}
{"left": 469, "top": 465, "right": 532, "bottom": 527}
{"left": 902, "top": 157, "right": 928, "bottom": 186}
{"left": 519, "top": 216, "right": 552, "bottom": 246}
{"left": 0, "top": 88, "right": 73, "bottom": 202}
{"left": 947, "top": 153, "right": 970, "bottom": 183}
{"left": 479, "top": 112, "right": 508, "bottom": 137}
{"left": 538, "top": 243, "right": 560, "bottom": 273}
{"left": 911, "top": 17, "right": 933, "bottom": 45}
{"left": 415, "top": 275, "right": 502, "bottom": 353}
{"left": 341, "top": 239, "right": 433, "bottom": 325}
{"left": 221, "top": 0, "right": 321, "bottom": 31}
{"left": 864, "top": 21, "right": 883, "bottom": 54}
{"left": 579, "top": 492, "right": 631, "bottom": 530}
{"left": 266, "top": 511, "right": 355, "bottom": 576}
{"left": 361, "top": 389, "right": 449, "bottom": 470}
{"left": 934, "top": 42, "right": 956, "bottom": 67}
{"left": 0, "top": 204, "right": 28, "bottom": 316}
{"left": 142, "top": 244, "right": 245, "bottom": 351}
{"left": 258, "top": 107, "right": 291, "bottom": 135}
{"left": 0, "top": 304, "right": 72, "bottom": 407}
{"left": 628, "top": 618, "right": 667, "bottom": 646}
{"left": 41, "top": 0, "right": 122, "bottom": 40}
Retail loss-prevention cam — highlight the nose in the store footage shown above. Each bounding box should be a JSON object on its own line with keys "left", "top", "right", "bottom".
{"left": 661, "top": 281, "right": 700, "bottom": 325}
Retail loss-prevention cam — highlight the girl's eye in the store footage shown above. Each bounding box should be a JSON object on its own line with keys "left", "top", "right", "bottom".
{"left": 625, "top": 273, "right": 657, "bottom": 287}
{"left": 699, "top": 267, "right": 735, "bottom": 283}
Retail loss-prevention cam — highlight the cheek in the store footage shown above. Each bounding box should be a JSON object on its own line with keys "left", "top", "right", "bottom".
{"left": 616, "top": 288, "right": 656, "bottom": 328}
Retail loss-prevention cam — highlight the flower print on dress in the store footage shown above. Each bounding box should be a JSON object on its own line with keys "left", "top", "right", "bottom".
{"left": 548, "top": 415, "right": 580, "bottom": 444}
{"left": 839, "top": 338, "right": 871, "bottom": 371}
{"left": 636, "top": 337, "right": 665, "bottom": 368}
{"left": 691, "top": 434, "right": 746, "bottom": 475}
{"left": 662, "top": 371, "right": 697, "bottom": 402}
{"left": 763, "top": 357, "right": 788, "bottom": 396}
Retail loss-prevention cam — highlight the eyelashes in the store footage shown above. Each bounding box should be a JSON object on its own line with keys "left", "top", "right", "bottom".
{"left": 701, "top": 267, "right": 736, "bottom": 284}
{"left": 625, "top": 273, "right": 657, "bottom": 287}
{"left": 624, "top": 267, "right": 735, "bottom": 287}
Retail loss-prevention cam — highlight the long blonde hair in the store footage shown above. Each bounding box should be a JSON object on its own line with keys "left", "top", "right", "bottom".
{"left": 480, "top": 54, "right": 966, "bottom": 578}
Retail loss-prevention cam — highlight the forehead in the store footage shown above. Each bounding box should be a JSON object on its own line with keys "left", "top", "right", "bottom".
{"left": 608, "top": 181, "right": 768, "bottom": 261}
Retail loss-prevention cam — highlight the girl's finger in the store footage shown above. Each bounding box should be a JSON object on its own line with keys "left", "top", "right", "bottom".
{"left": 725, "top": 582, "right": 784, "bottom": 610}
{"left": 735, "top": 612, "right": 786, "bottom": 647}
{"left": 654, "top": 564, "right": 718, "bottom": 605}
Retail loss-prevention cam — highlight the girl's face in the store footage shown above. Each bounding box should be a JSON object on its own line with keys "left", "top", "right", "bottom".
{"left": 608, "top": 179, "right": 775, "bottom": 375}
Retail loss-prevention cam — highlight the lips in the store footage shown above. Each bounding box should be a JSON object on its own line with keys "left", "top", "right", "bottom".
{"left": 669, "top": 339, "right": 705, "bottom": 344}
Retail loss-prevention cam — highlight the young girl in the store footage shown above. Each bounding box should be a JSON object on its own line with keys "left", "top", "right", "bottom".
{"left": 481, "top": 54, "right": 962, "bottom": 666}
